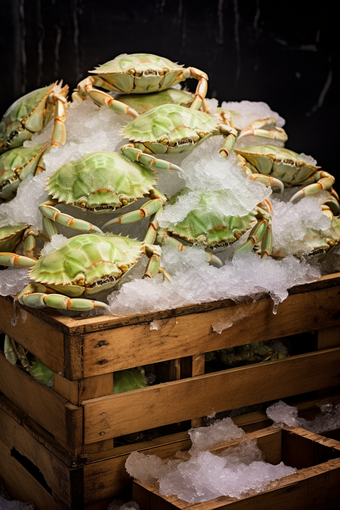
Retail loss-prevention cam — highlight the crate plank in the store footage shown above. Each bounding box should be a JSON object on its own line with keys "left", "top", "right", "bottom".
{"left": 0, "top": 352, "right": 83, "bottom": 448}
{"left": 82, "top": 285, "right": 340, "bottom": 376}
{"left": 83, "top": 348, "right": 340, "bottom": 444}
{"left": 0, "top": 404, "right": 82, "bottom": 507}
{"left": 132, "top": 427, "right": 340, "bottom": 510}
{"left": 0, "top": 439, "right": 69, "bottom": 510}
{"left": 0, "top": 296, "right": 65, "bottom": 374}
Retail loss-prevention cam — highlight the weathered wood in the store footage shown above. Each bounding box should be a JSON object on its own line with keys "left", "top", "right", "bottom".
{"left": 317, "top": 325, "right": 340, "bottom": 349}
{"left": 0, "top": 296, "right": 65, "bottom": 374}
{"left": 64, "top": 333, "right": 83, "bottom": 380}
{"left": 82, "top": 285, "right": 340, "bottom": 376}
{"left": 80, "top": 373, "right": 114, "bottom": 402}
{"left": 0, "top": 403, "right": 83, "bottom": 507}
{"left": 0, "top": 352, "right": 83, "bottom": 448}
{"left": 132, "top": 427, "right": 340, "bottom": 510}
{"left": 0, "top": 439, "right": 69, "bottom": 510}
{"left": 83, "top": 348, "right": 340, "bottom": 444}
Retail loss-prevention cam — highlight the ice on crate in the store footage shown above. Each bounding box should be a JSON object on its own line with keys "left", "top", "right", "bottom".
{"left": 125, "top": 418, "right": 296, "bottom": 503}
{"left": 0, "top": 485, "right": 35, "bottom": 510}
{"left": 189, "top": 417, "right": 245, "bottom": 455}
{"left": 267, "top": 400, "right": 340, "bottom": 433}
{"left": 107, "top": 247, "right": 320, "bottom": 316}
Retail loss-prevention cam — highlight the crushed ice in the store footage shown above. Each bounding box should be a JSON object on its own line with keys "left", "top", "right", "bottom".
{"left": 266, "top": 400, "right": 340, "bottom": 433}
{"left": 125, "top": 417, "right": 296, "bottom": 503}
{"left": 0, "top": 99, "right": 337, "bottom": 316}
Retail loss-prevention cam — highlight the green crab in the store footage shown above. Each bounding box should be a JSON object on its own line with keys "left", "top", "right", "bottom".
{"left": 0, "top": 223, "right": 46, "bottom": 261}
{"left": 72, "top": 53, "right": 209, "bottom": 117}
{"left": 214, "top": 107, "right": 288, "bottom": 145}
{"left": 0, "top": 233, "right": 165, "bottom": 311}
{"left": 234, "top": 145, "right": 338, "bottom": 209}
{"left": 4, "top": 335, "right": 54, "bottom": 387}
{"left": 115, "top": 88, "right": 206, "bottom": 115}
{"left": 0, "top": 82, "right": 68, "bottom": 153}
{"left": 139, "top": 189, "right": 274, "bottom": 258}
{"left": 39, "top": 151, "right": 167, "bottom": 238}
{"left": 120, "top": 103, "right": 240, "bottom": 171}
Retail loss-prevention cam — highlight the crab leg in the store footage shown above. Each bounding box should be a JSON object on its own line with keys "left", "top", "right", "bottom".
{"left": 238, "top": 118, "right": 288, "bottom": 143}
{"left": 290, "top": 171, "right": 336, "bottom": 202}
{"left": 73, "top": 76, "right": 139, "bottom": 117}
{"left": 236, "top": 154, "right": 284, "bottom": 192}
{"left": 181, "top": 67, "right": 209, "bottom": 112}
{"left": 217, "top": 125, "right": 239, "bottom": 158}
{"left": 103, "top": 190, "right": 167, "bottom": 228}
{"left": 0, "top": 253, "right": 36, "bottom": 267}
{"left": 18, "top": 283, "right": 109, "bottom": 310}
{"left": 4, "top": 336, "right": 30, "bottom": 369}
{"left": 121, "top": 144, "right": 183, "bottom": 171}
{"left": 234, "top": 203, "right": 273, "bottom": 257}
{"left": 40, "top": 201, "right": 103, "bottom": 237}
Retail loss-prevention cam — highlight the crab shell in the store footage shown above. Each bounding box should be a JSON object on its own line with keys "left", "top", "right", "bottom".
{"left": 0, "top": 83, "right": 67, "bottom": 153}
{"left": 46, "top": 151, "right": 158, "bottom": 212}
{"left": 28, "top": 233, "right": 149, "bottom": 297}
{"left": 0, "top": 143, "right": 47, "bottom": 201}
{"left": 116, "top": 88, "right": 195, "bottom": 115}
{"left": 123, "top": 104, "right": 221, "bottom": 154}
{"left": 234, "top": 145, "right": 320, "bottom": 186}
{"left": 90, "top": 53, "right": 189, "bottom": 94}
{"left": 0, "top": 223, "right": 29, "bottom": 252}
{"left": 160, "top": 189, "right": 257, "bottom": 250}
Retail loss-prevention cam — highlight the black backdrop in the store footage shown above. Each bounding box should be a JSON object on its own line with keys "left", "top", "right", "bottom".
{"left": 0, "top": 0, "right": 338, "bottom": 175}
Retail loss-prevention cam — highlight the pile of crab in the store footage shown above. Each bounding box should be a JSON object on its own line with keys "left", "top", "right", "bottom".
{"left": 1, "top": 52, "right": 339, "bottom": 320}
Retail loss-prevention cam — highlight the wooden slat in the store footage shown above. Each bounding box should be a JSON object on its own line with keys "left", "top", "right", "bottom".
{"left": 0, "top": 352, "right": 83, "bottom": 448}
{"left": 317, "top": 325, "right": 340, "bottom": 349}
{"left": 82, "top": 285, "right": 340, "bottom": 376}
{"left": 83, "top": 348, "right": 340, "bottom": 444}
{"left": 0, "top": 439, "right": 69, "bottom": 510}
{"left": 0, "top": 296, "right": 65, "bottom": 374}
{"left": 131, "top": 427, "right": 340, "bottom": 510}
{"left": 0, "top": 404, "right": 83, "bottom": 507}
{"left": 9, "top": 272, "right": 340, "bottom": 336}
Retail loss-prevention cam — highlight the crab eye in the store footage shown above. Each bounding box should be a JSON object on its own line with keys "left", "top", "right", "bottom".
{"left": 77, "top": 198, "right": 87, "bottom": 208}
{"left": 159, "top": 135, "right": 169, "bottom": 145}
{"left": 74, "top": 274, "right": 85, "bottom": 286}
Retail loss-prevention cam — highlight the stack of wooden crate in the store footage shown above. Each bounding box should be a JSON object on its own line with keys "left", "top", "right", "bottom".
{"left": 0, "top": 273, "right": 340, "bottom": 509}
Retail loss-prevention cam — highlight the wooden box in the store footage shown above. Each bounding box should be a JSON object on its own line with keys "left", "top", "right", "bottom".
{"left": 1, "top": 273, "right": 340, "bottom": 508}
{"left": 132, "top": 426, "right": 340, "bottom": 510}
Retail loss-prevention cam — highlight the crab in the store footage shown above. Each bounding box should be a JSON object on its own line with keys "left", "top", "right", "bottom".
{"left": 270, "top": 215, "right": 340, "bottom": 260}
{"left": 115, "top": 88, "right": 207, "bottom": 115}
{"left": 3, "top": 335, "right": 54, "bottom": 386}
{"left": 234, "top": 145, "right": 339, "bottom": 210}
{"left": 72, "top": 53, "right": 209, "bottom": 117}
{"left": 214, "top": 107, "right": 288, "bottom": 145}
{"left": 39, "top": 151, "right": 167, "bottom": 239}
{"left": 0, "top": 82, "right": 68, "bottom": 153}
{"left": 0, "top": 233, "right": 165, "bottom": 311}
{"left": 0, "top": 223, "right": 47, "bottom": 260}
{"left": 141, "top": 188, "right": 274, "bottom": 258}
{"left": 119, "top": 103, "right": 241, "bottom": 172}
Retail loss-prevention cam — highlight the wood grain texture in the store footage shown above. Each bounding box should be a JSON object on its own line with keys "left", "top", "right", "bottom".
{"left": 0, "top": 296, "right": 65, "bottom": 374}
{"left": 82, "top": 285, "right": 340, "bottom": 376}
{"left": 0, "top": 404, "right": 83, "bottom": 507}
{"left": 6, "top": 273, "right": 340, "bottom": 336}
{"left": 0, "top": 352, "right": 83, "bottom": 448}
{"left": 0, "top": 439, "right": 70, "bottom": 510}
{"left": 83, "top": 348, "right": 340, "bottom": 443}
{"left": 132, "top": 427, "right": 340, "bottom": 510}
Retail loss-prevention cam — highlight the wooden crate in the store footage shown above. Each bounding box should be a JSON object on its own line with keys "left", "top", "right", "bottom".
{"left": 1, "top": 392, "right": 339, "bottom": 510}
{"left": 132, "top": 426, "right": 340, "bottom": 510}
{"left": 0, "top": 273, "right": 340, "bottom": 455}
{"left": 1, "top": 273, "right": 340, "bottom": 507}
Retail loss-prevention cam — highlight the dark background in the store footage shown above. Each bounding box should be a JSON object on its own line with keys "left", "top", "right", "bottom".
{"left": 0, "top": 0, "right": 338, "bottom": 175}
